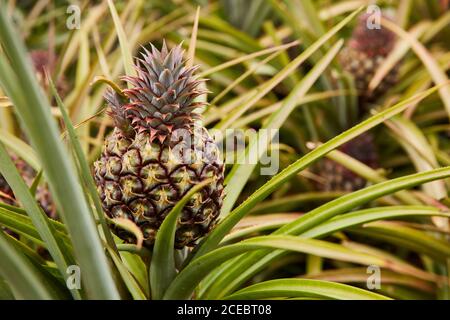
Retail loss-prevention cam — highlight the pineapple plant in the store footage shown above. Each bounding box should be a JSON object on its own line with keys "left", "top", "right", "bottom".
{"left": 0, "top": 1, "right": 449, "bottom": 302}
{"left": 94, "top": 43, "right": 225, "bottom": 248}
{"left": 0, "top": 153, "right": 56, "bottom": 218}
{"left": 0, "top": 49, "right": 60, "bottom": 220}
{"left": 0, "top": 172, "right": 14, "bottom": 205}
{"left": 30, "top": 49, "right": 67, "bottom": 98}
{"left": 0, "top": 154, "right": 33, "bottom": 206}
{"left": 0, "top": 49, "right": 61, "bottom": 218}
{"left": 314, "top": 133, "right": 378, "bottom": 192}
{"left": 340, "top": 13, "right": 399, "bottom": 105}
{"left": 313, "top": 13, "right": 393, "bottom": 193}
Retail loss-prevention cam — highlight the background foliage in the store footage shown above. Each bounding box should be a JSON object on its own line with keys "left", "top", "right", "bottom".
{"left": 0, "top": 0, "right": 449, "bottom": 300}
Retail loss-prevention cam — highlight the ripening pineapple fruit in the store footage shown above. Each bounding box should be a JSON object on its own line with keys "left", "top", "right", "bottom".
{"left": 315, "top": 133, "right": 378, "bottom": 192}
{"left": 1, "top": 170, "right": 16, "bottom": 237}
{"left": 0, "top": 174, "right": 14, "bottom": 205}
{"left": 340, "top": 13, "right": 398, "bottom": 105}
{"left": 0, "top": 154, "right": 57, "bottom": 218}
{"left": 0, "top": 154, "right": 35, "bottom": 206}
{"left": 94, "top": 42, "right": 225, "bottom": 249}
{"left": 30, "top": 50, "right": 68, "bottom": 98}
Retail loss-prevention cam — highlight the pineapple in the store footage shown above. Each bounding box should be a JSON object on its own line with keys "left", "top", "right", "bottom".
{"left": 0, "top": 153, "right": 57, "bottom": 219}
{"left": 0, "top": 174, "right": 14, "bottom": 205}
{"left": 340, "top": 13, "right": 398, "bottom": 105}
{"left": 30, "top": 50, "right": 67, "bottom": 98}
{"left": 94, "top": 42, "right": 225, "bottom": 249}
{"left": 315, "top": 133, "right": 378, "bottom": 192}
{"left": 0, "top": 171, "right": 16, "bottom": 237}
{"left": 0, "top": 154, "right": 35, "bottom": 206}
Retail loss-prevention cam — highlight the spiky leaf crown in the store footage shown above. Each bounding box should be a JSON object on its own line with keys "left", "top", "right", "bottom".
{"left": 107, "top": 42, "right": 207, "bottom": 142}
{"left": 349, "top": 13, "right": 396, "bottom": 57}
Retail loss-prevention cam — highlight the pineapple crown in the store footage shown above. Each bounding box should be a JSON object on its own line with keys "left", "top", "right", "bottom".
{"left": 349, "top": 13, "right": 396, "bottom": 57}
{"left": 104, "top": 88, "right": 134, "bottom": 137}
{"left": 106, "top": 41, "right": 207, "bottom": 143}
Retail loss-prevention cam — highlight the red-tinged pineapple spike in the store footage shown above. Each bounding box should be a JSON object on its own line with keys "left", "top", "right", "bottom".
{"left": 105, "top": 88, "right": 135, "bottom": 138}
{"left": 116, "top": 41, "right": 206, "bottom": 143}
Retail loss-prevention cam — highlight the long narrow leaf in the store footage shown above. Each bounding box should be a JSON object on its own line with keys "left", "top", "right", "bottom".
{"left": 0, "top": 230, "right": 54, "bottom": 299}
{"left": 0, "top": 142, "right": 77, "bottom": 298}
{"left": 193, "top": 84, "right": 443, "bottom": 260}
{"left": 0, "top": 8, "right": 119, "bottom": 299}
{"left": 224, "top": 279, "right": 390, "bottom": 300}
{"left": 202, "top": 167, "right": 450, "bottom": 299}
{"left": 48, "top": 74, "right": 117, "bottom": 252}
{"left": 150, "top": 180, "right": 211, "bottom": 300}
{"left": 165, "top": 235, "right": 393, "bottom": 299}
{"left": 221, "top": 40, "right": 344, "bottom": 216}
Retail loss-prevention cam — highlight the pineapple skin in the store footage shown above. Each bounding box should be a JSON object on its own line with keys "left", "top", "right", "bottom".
{"left": 94, "top": 42, "right": 225, "bottom": 249}
{"left": 315, "top": 133, "right": 378, "bottom": 192}
{"left": 340, "top": 46, "right": 399, "bottom": 103}
{"left": 0, "top": 154, "right": 57, "bottom": 218}
{"left": 94, "top": 127, "right": 224, "bottom": 248}
{"left": 0, "top": 174, "right": 14, "bottom": 205}
{"left": 30, "top": 50, "right": 68, "bottom": 98}
{"left": 340, "top": 13, "right": 399, "bottom": 105}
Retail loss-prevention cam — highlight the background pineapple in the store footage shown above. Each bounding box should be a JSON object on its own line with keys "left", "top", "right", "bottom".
{"left": 315, "top": 133, "right": 379, "bottom": 192}
{"left": 30, "top": 50, "right": 68, "bottom": 98}
{"left": 0, "top": 174, "right": 14, "bottom": 205}
{"left": 340, "top": 13, "right": 399, "bottom": 106}
{"left": 0, "top": 153, "right": 57, "bottom": 219}
{"left": 94, "top": 43, "right": 225, "bottom": 249}
{"left": 0, "top": 0, "right": 449, "bottom": 301}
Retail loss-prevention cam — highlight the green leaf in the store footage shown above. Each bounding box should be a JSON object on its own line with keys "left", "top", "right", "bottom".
{"left": 0, "top": 141, "right": 77, "bottom": 298}
{"left": 0, "top": 276, "right": 14, "bottom": 300}
{"left": 202, "top": 167, "right": 450, "bottom": 299}
{"left": 193, "top": 84, "right": 442, "bottom": 261}
{"left": 214, "top": 6, "right": 362, "bottom": 131}
{"left": 351, "top": 221, "right": 450, "bottom": 263}
{"left": 165, "top": 235, "right": 392, "bottom": 299}
{"left": 107, "top": 247, "right": 147, "bottom": 300}
{"left": 120, "top": 251, "right": 150, "bottom": 297}
{"left": 250, "top": 191, "right": 344, "bottom": 215}
{"left": 0, "top": 9, "right": 119, "bottom": 299}
{"left": 0, "top": 205, "right": 68, "bottom": 235}
{"left": 198, "top": 41, "right": 300, "bottom": 78}
{"left": 6, "top": 234, "right": 71, "bottom": 299}
{"left": 304, "top": 268, "right": 435, "bottom": 294}
{"left": 0, "top": 206, "right": 71, "bottom": 249}
{"left": 0, "top": 230, "right": 54, "bottom": 299}
{"left": 107, "top": 0, "right": 135, "bottom": 79}
{"left": 224, "top": 206, "right": 448, "bottom": 243}
{"left": 50, "top": 73, "right": 118, "bottom": 252}
{"left": 382, "top": 18, "right": 450, "bottom": 119}
{"left": 0, "top": 129, "right": 40, "bottom": 171}
{"left": 150, "top": 179, "right": 212, "bottom": 300}
{"left": 0, "top": 208, "right": 44, "bottom": 246}
{"left": 221, "top": 39, "right": 344, "bottom": 216}
{"left": 223, "top": 279, "right": 391, "bottom": 300}
{"left": 302, "top": 206, "right": 449, "bottom": 238}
